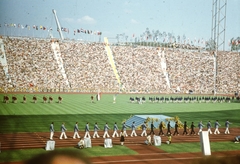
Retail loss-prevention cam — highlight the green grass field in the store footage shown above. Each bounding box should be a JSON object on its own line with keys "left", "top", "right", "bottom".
{"left": 0, "top": 93, "right": 239, "bottom": 162}
{"left": 0, "top": 93, "right": 239, "bottom": 133}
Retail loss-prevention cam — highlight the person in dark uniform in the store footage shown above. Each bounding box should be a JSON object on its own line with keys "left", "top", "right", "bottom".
{"left": 149, "top": 122, "right": 156, "bottom": 135}
{"left": 158, "top": 121, "right": 164, "bottom": 136}
{"left": 91, "top": 95, "right": 94, "bottom": 103}
{"left": 33, "top": 95, "right": 37, "bottom": 103}
{"left": 182, "top": 121, "right": 188, "bottom": 135}
{"left": 23, "top": 95, "right": 27, "bottom": 103}
{"left": 120, "top": 130, "right": 125, "bottom": 146}
{"left": 173, "top": 121, "right": 179, "bottom": 135}
{"left": 166, "top": 121, "right": 172, "bottom": 135}
{"left": 49, "top": 96, "right": 53, "bottom": 103}
{"left": 43, "top": 95, "right": 47, "bottom": 103}
{"left": 12, "top": 95, "right": 17, "bottom": 103}
{"left": 190, "top": 122, "right": 196, "bottom": 135}
{"left": 58, "top": 96, "right": 63, "bottom": 103}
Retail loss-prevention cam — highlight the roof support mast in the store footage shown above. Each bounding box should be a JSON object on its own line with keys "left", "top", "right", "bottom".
{"left": 52, "top": 9, "right": 64, "bottom": 40}
{"left": 211, "top": 0, "right": 227, "bottom": 95}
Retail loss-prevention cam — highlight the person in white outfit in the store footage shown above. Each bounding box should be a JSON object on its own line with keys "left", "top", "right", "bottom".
{"left": 224, "top": 119, "right": 232, "bottom": 134}
{"left": 112, "top": 122, "right": 119, "bottom": 137}
{"left": 122, "top": 122, "right": 128, "bottom": 137}
{"left": 77, "top": 137, "right": 85, "bottom": 149}
{"left": 49, "top": 122, "right": 54, "bottom": 140}
{"left": 59, "top": 122, "right": 67, "bottom": 139}
{"left": 84, "top": 122, "right": 91, "bottom": 138}
{"left": 93, "top": 122, "right": 100, "bottom": 138}
{"left": 73, "top": 122, "right": 80, "bottom": 139}
{"left": 145, "top": 135, "right": 152, "bottom": 145}
{"left": 141, "top": 122, "right": 147, "bottom": 137}
{"left": 197, "top": 121, "right": 204, "bottom": 135}
{"left": 113, "top": 94, "right": 117, "bottom": 103}
{"left": 214, "top": 120, "right": 221, "bottom": 134}
{"left": 130, "top": 121, "right": 137, "bottom": 137}
{"left": 103, "top": 123, "right": 110, "bottom": 138}
{"left": 207, "top": 121, "right": 212, "bottom": 134}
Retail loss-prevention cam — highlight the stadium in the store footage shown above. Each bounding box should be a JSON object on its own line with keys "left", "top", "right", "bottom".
{"left": 0, "top": 0, "right": 240, "bottom": 164}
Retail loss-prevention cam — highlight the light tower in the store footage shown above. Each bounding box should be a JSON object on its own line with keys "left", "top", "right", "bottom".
{"left": 211, "top": 0, "right": 227, "bottom": 95}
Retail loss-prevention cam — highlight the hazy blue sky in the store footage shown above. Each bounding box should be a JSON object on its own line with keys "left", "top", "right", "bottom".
{"left": 0, "top": 0, "right": 239, "bottom": 49}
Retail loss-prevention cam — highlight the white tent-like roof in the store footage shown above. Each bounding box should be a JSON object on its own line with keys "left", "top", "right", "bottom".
{"left": 125, "top": 115, "right": 177, "bottom": 129}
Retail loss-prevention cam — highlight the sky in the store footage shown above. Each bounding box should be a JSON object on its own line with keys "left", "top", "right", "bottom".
{"left": 0, "top": 0, "right": 239, "bottom": 50}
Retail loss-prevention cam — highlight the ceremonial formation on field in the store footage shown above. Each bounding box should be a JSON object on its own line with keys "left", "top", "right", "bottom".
{"left": 0, "top": 36, "right": 239, "bottom": 163}
{"left": 0, "top": 1, "right": 240, "bottom": 164}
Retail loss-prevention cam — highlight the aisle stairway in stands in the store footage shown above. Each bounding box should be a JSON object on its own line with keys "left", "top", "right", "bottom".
{"left": 104, "top": 37, "right": 122, "bottom": 90}
{"left": 51, "top": 40, "right": 70, "bottom": 88}
{"left": 0, "top": 38, "right": 11, "bottom": 83}
{"left": 158, "top": 49, "right": 171, "bottom": 89}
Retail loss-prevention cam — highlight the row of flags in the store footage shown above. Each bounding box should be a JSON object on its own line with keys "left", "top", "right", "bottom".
{"left": 74, "top": 28, "right": 102, "bottom": 35}
{"left": 1, "top": 23, "right": 50, "bottom": 31}
{"left": 0, "top": 23, "right": 102, "bottom": 35}
{"left": 230, "top": 39, "right": 240, "bottom": 46}
{"left": 138, "top": 35, "right": 206, "bottom": 45}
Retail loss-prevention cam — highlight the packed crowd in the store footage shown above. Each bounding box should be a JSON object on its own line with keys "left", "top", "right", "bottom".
{"left": 2, "top": 37, "right": 67, "bottom": 90}
{"left": 0, "top": 36, "right": 239, "bottom": 94}
{"left": 165, "top": 49, "right": 215, "bottom": 93}
{"left": 59, "top": 41, "right": 117, "bottom": 90}
{"left": 217, "top": 51, "right": 240, "bottom": 93}
{"left": 112, "top": 46, "right": 168, "bottom": 92}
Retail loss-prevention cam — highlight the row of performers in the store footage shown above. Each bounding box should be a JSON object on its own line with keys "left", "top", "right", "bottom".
{"left": 3, "top": 95, "right": 63, "bottom": 104}
{"left": 130, "top": 96, "right": 237, "bottom": 103}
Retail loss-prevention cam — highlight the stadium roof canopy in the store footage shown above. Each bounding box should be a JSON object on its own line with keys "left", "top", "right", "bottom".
{"left": 125, "top": 115, "right": 176, "bottom": 128}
